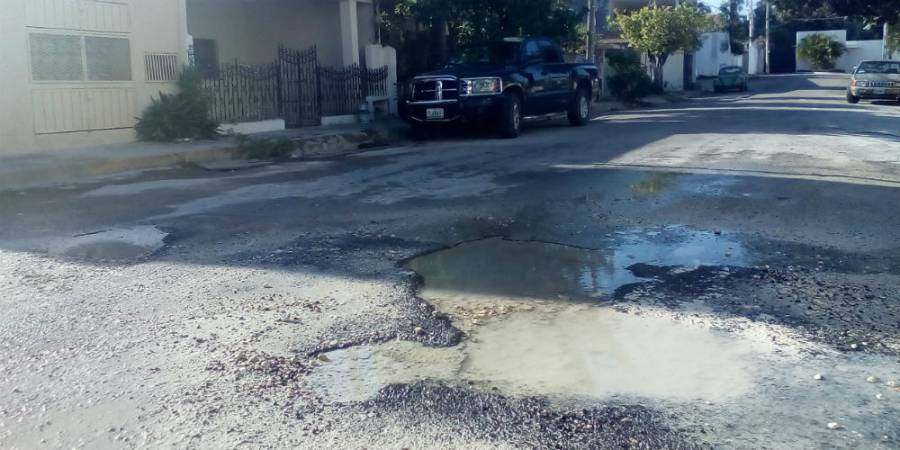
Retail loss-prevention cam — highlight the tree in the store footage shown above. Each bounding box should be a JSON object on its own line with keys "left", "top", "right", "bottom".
{"left": 889, "top": 22, "right": 900, "bottom": 56}
{"left": 719, "top": 0, "right": 748, "bottom": 55}
{"left": 796, "top": 33, "right": 846, "bottom": 70}
{"left": 770, "top": 0, "right": 900, "bottom": 25}
{"left": 612, "top": 4, "right": 714, "bottom": 88}
{"left": 380, "top": 0, "right": 586, "bottom": 78}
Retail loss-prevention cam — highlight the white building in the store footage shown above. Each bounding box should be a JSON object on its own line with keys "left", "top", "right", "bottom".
{"left": 0, "top": 0, "right": 388, "bottom": 155}
{"left": 795, "top": 30, "right": 898, "bottom": 73}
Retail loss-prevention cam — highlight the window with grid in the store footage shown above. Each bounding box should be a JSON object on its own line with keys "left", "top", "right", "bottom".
{"left": 29, "top": 33, "right": 132, "bottom": 82}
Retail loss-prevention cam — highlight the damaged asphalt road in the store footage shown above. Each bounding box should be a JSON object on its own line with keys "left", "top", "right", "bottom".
{"left": 1, "top": 74, "right": 899, "bottom": 449}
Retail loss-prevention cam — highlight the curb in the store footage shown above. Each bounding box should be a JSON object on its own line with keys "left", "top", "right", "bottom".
{"left": 0, "top": 144, "right": 242, "bottom": 192}
{"left": 0, "top": 126, "right": 403, "bottom": 191}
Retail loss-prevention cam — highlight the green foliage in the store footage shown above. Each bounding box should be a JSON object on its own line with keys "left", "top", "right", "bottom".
{"left": 797, "top": 33, "right": 846, "bottom": 71}
{"left": 605, "top": 51, "right": 658, "bottom": 102}
{"left": 612, "top": 4, "right": 714, "bottom": 87}
{"left": 235, "top": 134, "right": 294, "bottom": 160}
{"left": 379, "top": 0, "right": 586, "bottom": 78}
{"left": 135, "top": 68, "right": 219, "bottom": 141}
{"left": 770, "top": 0, "right": 900, "bottom": 25}
{"left": 718, "top": 0, "right": 748, "bottom": 55}
{"left": 888, "top": 24, "right": 900, "bottom": 55}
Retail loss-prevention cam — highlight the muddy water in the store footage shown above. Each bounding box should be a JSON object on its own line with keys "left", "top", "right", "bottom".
{"left": 305, "top": 306, "right": 760, "bottom": 403}
{"left": 460, "top": 306, "right": 756, "bottom": 401}
{"left": 404, "top": 228, "right": 746, "bottom": 299}
{"left": 307, "top": 228, "right": 763, "bottom": 403}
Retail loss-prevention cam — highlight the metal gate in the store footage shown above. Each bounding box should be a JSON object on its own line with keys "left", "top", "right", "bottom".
{"left": 278, "top": 45, "right": 320, "bottom": 127}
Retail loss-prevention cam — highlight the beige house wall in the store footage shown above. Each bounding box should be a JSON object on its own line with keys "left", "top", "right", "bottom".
{"left": 0, "top": 0, "right": 189, "bottom": 155}
{"left": 186, "top": 0, "right": 348, "bottom": 68}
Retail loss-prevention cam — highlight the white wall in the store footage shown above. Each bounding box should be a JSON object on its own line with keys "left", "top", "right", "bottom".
{"left": 840, "top": 40, "right": 889, "bottom": 72}
{"left": 187, "top": 0, "right": 347, "bottom": 67}
{"left": 694, "top": 31, "right": 733, "bottom": 77}
{"left": 661, "top": 52, "right": 685, "bottom": 91}
{"left": 796, "top": 30, "right": 895, "bottom": 72}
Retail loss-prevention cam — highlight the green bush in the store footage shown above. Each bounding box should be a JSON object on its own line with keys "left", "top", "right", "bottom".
{"left": 797, "top": 34, "right": 846, "bottom": 71}
{"left": 135, "top": 68, "right": 219, "bottom": 141}
{"left": 606, "top": 51, "right": 660, "bottom": 102}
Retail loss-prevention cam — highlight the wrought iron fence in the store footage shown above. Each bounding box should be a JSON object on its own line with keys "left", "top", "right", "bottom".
{"left": 279, "top": 45, "right": 320, "bottom": 127}
{"left": 319, "top": 64, "right": 389, "bottom": 116}
{"left": 197, "top": 45, "right": 389, "bottom": 126}
{"left": 201, "top": 61, "right": 280, "bottom": 124}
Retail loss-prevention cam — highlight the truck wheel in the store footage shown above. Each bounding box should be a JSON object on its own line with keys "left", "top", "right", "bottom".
{"left": 568, "top": 87, "right": 590, "bottom": 126}
{"left": 846, "top": 92, "right": 860, "bottom": 104}
{"left": 498, "top": 91, "right": 522, "bottom": 139}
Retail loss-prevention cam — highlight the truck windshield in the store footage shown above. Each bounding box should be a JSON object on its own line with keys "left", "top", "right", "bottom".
{"left": 448, "top": 42, "right": 520, "bottom": 66}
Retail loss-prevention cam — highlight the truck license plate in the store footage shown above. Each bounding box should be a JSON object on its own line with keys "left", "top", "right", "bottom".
{"left": 873, "top": 88, "right": 886, "bottom": 95}
{"left": 426, "top": 108, "right": 444, "bottom": 120}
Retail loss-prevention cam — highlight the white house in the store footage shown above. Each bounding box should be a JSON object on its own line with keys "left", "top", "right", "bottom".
{"left": 0, "top": 0, "right": 390, "bottom": 155}
{"left": 795, "top": 30, "right": 898, "bottom": 73}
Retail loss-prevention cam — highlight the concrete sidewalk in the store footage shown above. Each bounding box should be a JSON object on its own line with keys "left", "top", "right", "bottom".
{"left": 0, "top": 120, "right": 405, "bottom": 191}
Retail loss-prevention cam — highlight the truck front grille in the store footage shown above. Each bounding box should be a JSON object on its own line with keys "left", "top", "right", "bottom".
{"left": 414, "top": 78, "right": 459, "bottom": 102}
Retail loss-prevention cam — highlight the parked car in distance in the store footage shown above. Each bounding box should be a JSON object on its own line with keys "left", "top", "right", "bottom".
{"left": 714, "top": 66, "right": 748, "bottom": 92}
{"left": 399, "top": 37, "right": 600, "bottom": 138}
{"left": 847, "top": 60, "right": 900, "bottom": 104}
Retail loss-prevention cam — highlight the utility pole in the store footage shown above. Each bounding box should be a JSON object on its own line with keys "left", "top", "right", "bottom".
{"left": 587, "top": 0, "right": 596, "bottom": 62}
{"left": 748, "top": 0, "right": 756, "bottom": 74}
{"left": 765, "top": 0, "right": 771, "bottom": 74}
{"left": 885, "top": 22, "right": 891, "bottom": 59}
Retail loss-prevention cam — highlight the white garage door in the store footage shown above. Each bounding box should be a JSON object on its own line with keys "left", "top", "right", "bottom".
{"left": 26, "top": 0, "right": 136, "bottom": 134}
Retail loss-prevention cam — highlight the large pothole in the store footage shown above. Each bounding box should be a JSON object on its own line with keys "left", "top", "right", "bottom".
{"left": 306, "top": 227, "right": 900, "bottom": 448}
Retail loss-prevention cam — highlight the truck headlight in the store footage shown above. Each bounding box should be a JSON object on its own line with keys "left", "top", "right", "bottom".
{"left": 461, "top": 77, "right": 502, "bottom": 96}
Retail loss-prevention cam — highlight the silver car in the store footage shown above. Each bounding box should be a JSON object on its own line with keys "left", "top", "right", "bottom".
{"left": 847, "top": 60, "right": 900, "bottom": 103}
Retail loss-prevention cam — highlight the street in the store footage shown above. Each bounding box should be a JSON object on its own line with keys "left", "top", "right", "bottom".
{"left": 1, "top": 73, "right": 899, "bottom": 449}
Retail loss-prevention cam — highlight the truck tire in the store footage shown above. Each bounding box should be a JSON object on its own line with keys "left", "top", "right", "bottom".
{"left": 568, "top": 87, "right": 590, "bottom": 126}
{"left": 498, "top": 91, "right": 522, "bottom": 139}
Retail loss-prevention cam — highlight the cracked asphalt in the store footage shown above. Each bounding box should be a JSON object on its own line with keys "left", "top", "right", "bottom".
{"left": 1, "top": 74, "right": 899, "bottom": 449}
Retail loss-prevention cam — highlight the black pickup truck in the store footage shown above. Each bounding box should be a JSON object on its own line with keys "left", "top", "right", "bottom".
{"left": 399, "top": 37, "right": 600, "bottom": 138}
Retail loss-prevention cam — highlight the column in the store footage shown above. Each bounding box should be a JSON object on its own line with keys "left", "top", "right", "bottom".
{"left": 339, "top": 0, "right": 359, "bottom": 66}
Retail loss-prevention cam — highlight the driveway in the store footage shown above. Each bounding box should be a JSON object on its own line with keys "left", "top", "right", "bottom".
{"left": 1, "top": 74, "right": 898, "bottom": 449}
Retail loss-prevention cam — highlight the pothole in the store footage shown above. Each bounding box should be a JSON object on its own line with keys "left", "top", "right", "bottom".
{"left": 306, "top": 227, "right": 900, "bottom": 448}
{"left": 46, "top": 226, "right": 168, "bottom": 262}
{"left": 404, "top": 227, "right": 747, "bottom": 299}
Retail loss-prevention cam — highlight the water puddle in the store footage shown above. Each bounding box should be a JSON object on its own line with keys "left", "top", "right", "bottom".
{"left": 306, "top": 227, "right": 900, "bottom": 448}
{"left": 404, "top": 227, "right": 746, "bottom": 299}
{"left": 306, "top": 305, "right": 761, "bottom": 404}
{"left": 309, "top": 228, "right": 760, "bottom": 403}
{"left": 46, "top": 226, "right": 168, "bottom": 262}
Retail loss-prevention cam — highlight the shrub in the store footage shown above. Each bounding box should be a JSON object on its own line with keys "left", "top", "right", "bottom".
{"left": 606, "top": 51, "right": 659, "bottom": 102}
{"left": 135, "top": 68, "right": 219, "bottom": 141}
{"left": 797, "top": 34, "right": 846, "bottom": 71}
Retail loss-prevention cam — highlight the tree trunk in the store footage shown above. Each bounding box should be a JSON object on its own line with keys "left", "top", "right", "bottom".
{"left": 430, "top": 15, "right": 448, "bottom": 68}
{"left": 649, "top": 53, "right": 669, "bottom": 90}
